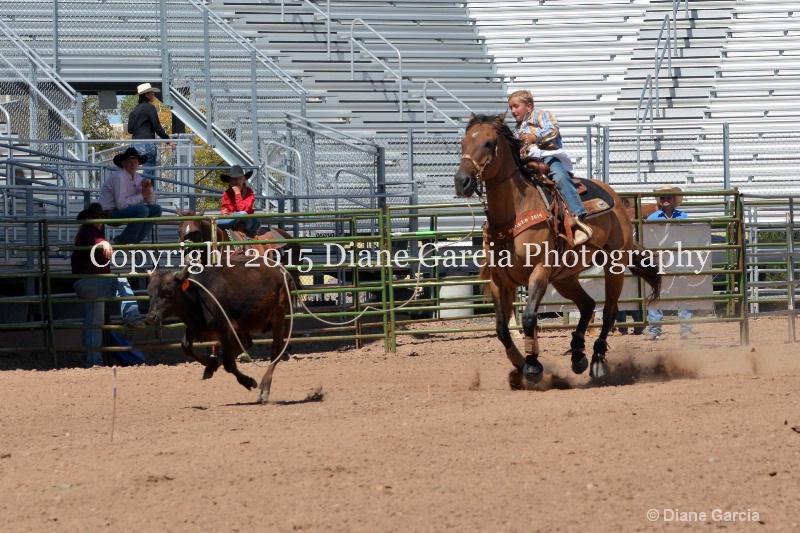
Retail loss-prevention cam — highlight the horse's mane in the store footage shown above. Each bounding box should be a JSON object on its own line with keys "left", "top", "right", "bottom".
{"left": 466, "top": 114, "right": 535, "bottom": 181}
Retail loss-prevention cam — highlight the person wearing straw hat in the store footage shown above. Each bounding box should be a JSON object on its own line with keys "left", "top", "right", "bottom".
{"left": 218, "top": 164, "right": 260, "bottom": 238}
{"left": 644, "top": 186, "right": 693, "bottom": 341}
{"left": 71, "top": 203, "right": 146, "bottom": 367}
{"left": 99, "top": 147, "right": 163, "bottom": 245}
{"left": 127, "top": 83, "right": 176, "bottom": 180}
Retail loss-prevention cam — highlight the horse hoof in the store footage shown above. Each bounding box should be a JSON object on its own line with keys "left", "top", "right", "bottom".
{"left": 572, "top": 356, "right": 589, "bottom": 375}
{"left": 589, "top": 356, "right": 609, "bottom": 380}
{"left": 523, "top": 360, "right": 544, "bottom": 383}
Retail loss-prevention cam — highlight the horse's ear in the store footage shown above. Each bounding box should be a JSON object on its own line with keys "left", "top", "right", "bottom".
{"left": 176, "top": 209, "right": 185, "bottom": 217}
{"left": 198, "top": 209, "right": 205, "bottom": 216}
{"left": 499, "top": 111, "right": 507, "bottom": 122}
{"left": 469, "top": 113, "right": 476, "bottom": 122}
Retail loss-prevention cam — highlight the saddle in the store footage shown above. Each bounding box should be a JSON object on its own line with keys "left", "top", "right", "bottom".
{"left": 483, "top": 162, "right": 615, "bottom": 248}
{"left": 225, "top": 226, "right": 288, "bottom": 256}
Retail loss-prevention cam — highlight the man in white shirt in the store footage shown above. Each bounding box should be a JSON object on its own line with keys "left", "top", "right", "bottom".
{"left": 99, "top": 147, "right": 163, "bottom": 245}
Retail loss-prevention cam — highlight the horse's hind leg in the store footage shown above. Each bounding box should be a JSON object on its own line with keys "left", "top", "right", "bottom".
{"left": 490, "top": 281, "right": 525, "bottom": 369}
{"left": 520, "top": 265, "right": 550, "bottom": 382}
{"left": 589, "top": 266, "right": 626, "bottom": 379}
{"left": 552, "top": 276, "right": 596, "bottom": 375}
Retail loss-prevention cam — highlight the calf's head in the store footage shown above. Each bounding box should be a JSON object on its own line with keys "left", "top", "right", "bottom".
{"left": 146, "top": 269, "right": 188, "bottom": 325}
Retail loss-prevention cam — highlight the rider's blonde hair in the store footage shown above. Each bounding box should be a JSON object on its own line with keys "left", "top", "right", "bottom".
{"left": 508, "top": 90, "right": 534, "bottom": 107}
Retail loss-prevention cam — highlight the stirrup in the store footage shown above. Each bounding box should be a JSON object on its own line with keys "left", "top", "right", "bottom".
{"left": 572, "top": 218, "right": 593, "bottom": 246}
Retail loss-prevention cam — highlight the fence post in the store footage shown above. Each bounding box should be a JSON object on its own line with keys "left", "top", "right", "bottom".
{"left": 160, "top": 0, "right": 171, "bottom": 107}
{"left": 602, "top": 125, "right": 610, "bottom": 183}
{"left": 377, "top": 145, "right": 387, "bottom": 209}
{"left": 42, "top": 219, "right": 57, "bottom": 366}
{"left": 250, "top": 50, "right": 260, "bottom": 165}
{"left": 787, "top": 207, "right": 796, "bottom": 342}
{"left": 203, "top": 9, "right": 214, "bottom": 147}
{"left": 52, "top": 0, "right": 59, "bottom": 74}
{"left": 723, "top": 122, "right": 730, "bottom": 190}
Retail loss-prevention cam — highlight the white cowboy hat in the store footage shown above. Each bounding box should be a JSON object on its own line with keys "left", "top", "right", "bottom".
{"left": 136, "top": 83, "right": 161, "bottom": 95}
{"left": 653, "top": 186, "right": 683, "bottom": 208}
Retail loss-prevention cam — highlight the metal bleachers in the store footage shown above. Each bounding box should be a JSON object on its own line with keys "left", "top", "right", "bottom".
{"left": 211, "top": 0, "right": 508, "bottom": 131}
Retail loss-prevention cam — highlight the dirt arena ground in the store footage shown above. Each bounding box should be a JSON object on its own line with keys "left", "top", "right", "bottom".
{"left": 1, "top": 316, "right": 799, "bottom": 532}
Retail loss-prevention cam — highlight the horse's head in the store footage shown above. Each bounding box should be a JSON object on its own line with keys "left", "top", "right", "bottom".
{"left": 454, "top": 112, "right": 520, "bottom": 197}
{"left": 177, "top": 209, "right": 205, "bottom": 243}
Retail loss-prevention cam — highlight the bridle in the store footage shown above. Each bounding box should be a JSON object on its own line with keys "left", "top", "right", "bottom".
{"left": 460, "top": 142, "right": 517, "bottom": 201}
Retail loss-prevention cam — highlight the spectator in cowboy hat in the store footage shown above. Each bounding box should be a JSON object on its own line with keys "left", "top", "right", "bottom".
{"left": 644, "top": 185, "right": 694, "bottom": 341}
{"left": 99, "top": 147, "right": 163, "bottom": 245}
{"left": 217, "top": 164, "right": 260, "bottom": 238}
{"left": 71, "top": 203, "right": 146, "bottom": 367}
{"left": 127, "top": 83, "right": 176, "bottom": 180}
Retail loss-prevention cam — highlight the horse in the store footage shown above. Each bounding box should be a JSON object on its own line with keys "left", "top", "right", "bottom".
{"left": 176, "top": 209, "right": 302, "bottom": 289}
{"left": 454, "top": 113, "right": 661, "bottom": 382}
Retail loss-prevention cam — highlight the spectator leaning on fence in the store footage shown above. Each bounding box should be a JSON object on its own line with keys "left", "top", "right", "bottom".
{"left": 72, "top": 203, "right": 146, "bottom": 368}
{"left": 645, "top": 186, "right": 694, "bottom": 341}
{"left": 99, "top": 147, "right": 163, "bottom": 245}
{"left": 128, "top": 83, "right": 176, "bottom": 180}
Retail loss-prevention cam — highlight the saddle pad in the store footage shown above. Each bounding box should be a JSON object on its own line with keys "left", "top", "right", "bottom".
{"left": 538, "top": 178, "right": 615, "bottom": 218}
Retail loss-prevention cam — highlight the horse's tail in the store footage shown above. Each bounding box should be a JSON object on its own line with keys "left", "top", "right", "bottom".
{"left": 628, "top": 243, "right": 661, "bottom": 304}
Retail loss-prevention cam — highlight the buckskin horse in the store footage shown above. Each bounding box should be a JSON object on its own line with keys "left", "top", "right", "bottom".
{"left": 454, "top": 113, "right": 661, "bottom": 382}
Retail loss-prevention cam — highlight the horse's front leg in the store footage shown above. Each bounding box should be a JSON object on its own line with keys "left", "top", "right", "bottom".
{"left": 490, "top": 280, "right": 525, "bottom": 369}
{"left": 520, "top": 264, "right": 549, "bottom": 382}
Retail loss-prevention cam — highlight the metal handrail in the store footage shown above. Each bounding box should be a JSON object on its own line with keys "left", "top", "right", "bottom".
{"left": 654, "top": 14, "right": 674, "bottom": 120}
{"left": 0, "top": 19, "right": 77, "bottom": 103}
{"left": 0, "top": 104, "right": 11, "bottom": 134}
{"left": 0, "top": 19, "right": 84, "bottom": 142}
{"left": 422, "top": 78, "right": 473, "bottom": 131}
{"left": 349, "top": 18, "right": 404, "bottom": 120}
{"left": 285, "top": 113, "right": 380, "bottom": 154}
{"left": 334, "top": 169, "right": 375, "bottom": 210}
{"left": 186, "top": 0, "right": 307, "bottom": 97}
{"left": 263, "top": 141, "right": 303, "bottom": 198}
{"left": 282, "top": 0, "right": 331, "bottom": 60}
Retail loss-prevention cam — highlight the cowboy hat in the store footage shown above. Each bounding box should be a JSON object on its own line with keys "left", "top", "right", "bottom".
{"left": 220, "top": 164, "right": 254, "bottom": 183}
{"left": 77, "top": 202, "right": 108, "bottom": 221}
{"left": 653, "top": 186, "right": 683, "bottom": 208}
{"left": 113, "top": 147, "right": 149, "bottom": 167}
{"left": 136, "top": 83, "right": 161, "bottom": 95}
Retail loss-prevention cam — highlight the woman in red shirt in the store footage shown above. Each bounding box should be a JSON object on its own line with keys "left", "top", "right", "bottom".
{"left": 218, "top": 165, "right": 260, "bottom": 237}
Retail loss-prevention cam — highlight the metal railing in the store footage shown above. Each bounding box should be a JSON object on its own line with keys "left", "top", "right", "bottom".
{"left": 349, "top": 18, "right": 404, "bottom": 120}
{"left": 0, "top": 18, "right": 85, "bottom": 158}
{"left": 422, "top": 78, "right": 474, "bottom": 131}
{"left": 282, "top": 0, "right": 331, "bottom": 60}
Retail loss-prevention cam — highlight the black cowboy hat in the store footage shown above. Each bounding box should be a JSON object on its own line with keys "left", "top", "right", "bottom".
{"left": 113, "top": 147, "right": 148, "bottom": 168}
{"left": 77, "top": 202, "right": 108, "bottom": 220}
{"left": 220, "top": 164, "right": 254, "bottom": 183}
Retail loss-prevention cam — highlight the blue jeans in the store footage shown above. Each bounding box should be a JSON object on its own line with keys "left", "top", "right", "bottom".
{"left": 616, "top": 309, "right": 644, "bottom": 334}
{"left": 218, "top": 212, "right": 260, "bottom": 235}
{"left": 648, "top": 308, "right": 693, "bottom": 337}
{"left": 545, "top": 156, "right": 586, "bottom": 218}
{"left": 132, "top": 142, "right": 157, "bottom": 181}
{"left": 110, "top": 203, "right": 162, "bottom": 244}
{"left": 74, "top": 277, "right": 140, "bottom": 368}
